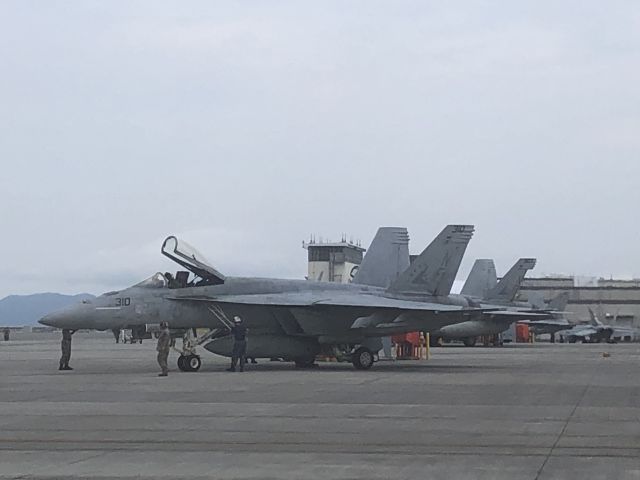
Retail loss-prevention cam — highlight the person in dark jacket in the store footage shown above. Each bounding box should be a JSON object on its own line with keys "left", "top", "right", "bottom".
{"left": 226, "top": 316, "right": 247, "bottom": 372}
{"left": 59, "top": 329, "right": 75, "bottom": 370}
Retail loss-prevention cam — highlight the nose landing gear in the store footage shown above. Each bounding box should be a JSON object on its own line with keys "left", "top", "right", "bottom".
{"left": 177, "top": 354, "right": 202, "bottom": 372}
{"left": 173, "top": 327, "right": 225, "bottom": 373}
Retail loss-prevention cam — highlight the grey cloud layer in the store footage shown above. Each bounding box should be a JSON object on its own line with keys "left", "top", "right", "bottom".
{"left": 1, "top": 1, "right": 639, "bottom": 297}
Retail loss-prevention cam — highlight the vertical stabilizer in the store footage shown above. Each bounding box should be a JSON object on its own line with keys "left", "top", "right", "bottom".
{"left": 353, "top": 227, "right": 410, "bottom": 288}
{"left": 485, "top": 258, "right": 536, "bottom": 302}
{"left": 387, "top": 225, "right": 474, "bottom": 296}
{"left": 588, "top": 308, "right": 603, "bottom": 326}
{"left": 461, "top": 259, "right": 497, "bottom": 299}
{"left": 548, "top": 292, "right": 569, "bottom": 311}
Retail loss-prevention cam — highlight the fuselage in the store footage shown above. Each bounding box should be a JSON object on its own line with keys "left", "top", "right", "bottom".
{"left": 39, "top": 274, "right": 482, "bottom": 334}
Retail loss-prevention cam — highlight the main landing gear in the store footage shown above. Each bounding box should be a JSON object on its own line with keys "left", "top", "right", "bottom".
{"left": 351, "top": 346, "right": 375, "bottom": 370}
{"left": 462, "top": 337, "right": 477, "bottom": 347}
{"left": 294, "top": 357, "right": 317, "bottom": 369}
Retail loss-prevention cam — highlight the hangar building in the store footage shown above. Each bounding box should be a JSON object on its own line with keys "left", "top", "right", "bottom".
{"left": 517, "top": 277, "right": 640, "bottom": 329}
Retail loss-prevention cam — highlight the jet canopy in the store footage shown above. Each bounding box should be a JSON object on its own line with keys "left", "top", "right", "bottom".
{"left": 134, "top": 272, "right": 169, "bottom": 289}
{"left": 161, "top": 236, "right": 226, "bottom": 285}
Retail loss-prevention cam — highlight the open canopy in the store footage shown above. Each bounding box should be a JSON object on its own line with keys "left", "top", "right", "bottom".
{"left": 161, "top": 236, "right": 226, "bottom": 285}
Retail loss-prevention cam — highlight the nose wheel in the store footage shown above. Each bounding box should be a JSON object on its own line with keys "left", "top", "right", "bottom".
{"left": 177, "top": 354, "right": 201, "bottom": 372}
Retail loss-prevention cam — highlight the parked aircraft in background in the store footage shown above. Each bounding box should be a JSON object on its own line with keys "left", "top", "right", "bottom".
{"left": 558, "top": 308, "right": 615, "bottom": 343}
{"left": 521, "top": 294, "right": 572, "bottom": 342}
{"left": 431, "top": 258, "right": 540, "bottom": 346}
{"left": 351, "top": 231, "right": 554, "bottom": 347}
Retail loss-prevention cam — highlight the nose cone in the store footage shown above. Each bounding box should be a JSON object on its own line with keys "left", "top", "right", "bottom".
{"left": 39, "top": 305, "right": 86, "bottom": 329}
{"left": 39, "top": 311, "right": 67, "bottom": 328}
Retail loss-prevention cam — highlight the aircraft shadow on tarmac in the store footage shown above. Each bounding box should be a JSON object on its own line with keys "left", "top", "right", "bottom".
{"left": 189, "top": 362, "right": 508, "bottom": 374}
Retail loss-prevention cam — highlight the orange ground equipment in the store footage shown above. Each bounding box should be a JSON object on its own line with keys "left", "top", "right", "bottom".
{"left": 392, "top": 332, "right": 429, "bottom": 360}
{"left": 516, "top": 323, "right": 530, "bottom": 343}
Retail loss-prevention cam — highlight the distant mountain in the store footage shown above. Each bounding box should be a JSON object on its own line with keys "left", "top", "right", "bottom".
{"left": 0, "top": 293, "right": 96, "bottom": 326}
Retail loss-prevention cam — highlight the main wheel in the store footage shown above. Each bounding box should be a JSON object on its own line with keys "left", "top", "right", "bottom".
{"left": 352, "top": 347, "right": 374, "bottom": 370}
{"left": 429, "top": 335, "right": 443, "bottom": 347}
{"left": 462, "top": 337, "right": 477, "bottom": 347}
{"left": 186, "top": 355, "right": 201, "bottom": 372}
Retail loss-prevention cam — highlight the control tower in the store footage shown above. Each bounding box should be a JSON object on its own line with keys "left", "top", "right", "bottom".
{"left": 303, "top": 236, "right": 365, "bottom": 283}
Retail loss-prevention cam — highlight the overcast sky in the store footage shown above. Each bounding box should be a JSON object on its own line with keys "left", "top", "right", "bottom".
{"left": 1, "top": 1, "right": 639, "bottom": 298}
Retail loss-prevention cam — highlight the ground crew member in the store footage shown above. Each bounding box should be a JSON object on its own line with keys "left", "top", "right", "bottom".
{"left": 3, "top": 328, "right": 9, "bottom": 341}
{"left": 59, "top": 329, "right": 75, "bottom": 370}
{"left": 156, "top": 322, "right": 171, "bottom": 376}
{"left": 227, "top": 316, "right": 247, "bottom": 372}
{"left": 112, "top": 328, "right": 121, "bottom": 343}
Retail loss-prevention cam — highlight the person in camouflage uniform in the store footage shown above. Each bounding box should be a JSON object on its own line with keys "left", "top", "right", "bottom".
{"left": 59, "top": 329, "right": 74, "bottom": 370}
{"left": 156, "top": 322, "right": 171, "bottom": 376}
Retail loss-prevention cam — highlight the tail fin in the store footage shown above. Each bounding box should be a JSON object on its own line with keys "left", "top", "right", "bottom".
{"left": 588, "top": 308, "right": 602, "bottom": 326}
{"left": 387, "top": 225, "right": 474, "bottom": 296}
{"left": 461, "top": 259, "right": 497, "bottom": 298}
{"left": 485, "top": 258, "right": 536, "bottom": 302}
{"left": 547, "top": 292, "right": 569, "bottom": 311}
{"left": 352, "top": 227, "right": 410, "bottom": 288}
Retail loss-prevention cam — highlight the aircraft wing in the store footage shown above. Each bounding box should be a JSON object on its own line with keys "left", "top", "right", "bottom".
{"left": 168, "top": 292, "right": 475, "bottom": 311}
{"left": 481, "top": 310, "right": 549, "bottom": 324}
{"left": 566, "top": 327, "right": 598, "bottom": 338}
{"left": 168, "top": 292, "right": 491, "bottom": 337}
{"left": 520, "top": 319, "right": 572, "bottom": 328}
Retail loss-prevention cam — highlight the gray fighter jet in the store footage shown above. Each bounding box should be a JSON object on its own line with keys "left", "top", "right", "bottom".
{"left": 434, "top": 258, "right": 571, "bottom": 346}
{"left": 460, "top": 259, "right": 569, "bottom": 314}
{"left": 43, "top": 224, "right": 521, "bottom": 370}
{"left": 559, "top": 308, "right": 614, "bottom": 343}
{"left": 459, "top": 259, "right": 572, "bottom": 342}
{"left": 430, "top": 258, "right": 539, "bottom": 346}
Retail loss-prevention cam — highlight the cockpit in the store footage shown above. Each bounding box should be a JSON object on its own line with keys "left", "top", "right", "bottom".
{"left": 134, "top": 272, "right": 169, "bottom": 289}
{"left": 130, "top": 272, "right": 192, "bottom": 290}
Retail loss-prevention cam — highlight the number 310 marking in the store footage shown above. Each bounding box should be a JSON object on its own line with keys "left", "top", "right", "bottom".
{"left": 116, "top": 298, "right": 131, "bottom": 307}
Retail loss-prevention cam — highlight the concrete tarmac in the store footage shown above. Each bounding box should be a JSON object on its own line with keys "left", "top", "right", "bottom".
{"left": 1, "top": 332, "right": 639, "bottom": 479}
